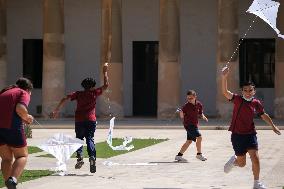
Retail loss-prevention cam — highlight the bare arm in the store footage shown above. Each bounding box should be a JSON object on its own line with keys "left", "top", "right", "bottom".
{"left": 179, "top": 111, "right": 184, "bottom": 119}
{"left": 16, "top": 104, "right": 33, "bottom": 124}
{"left": 50, "top": 96, "right": 70, "bottom": 118}
{"left": 201, "top": 113, "right": 208, "bottom": 122}
{"left": 260, "top": 113, "right": 281, "bottom": 135}
{"left": 91, "top": 63, "right": 109, "bottom": 91}
{"left": 221, "top": 66, "right": 234, "bottom": 100}
{"left": 102, "top": 63, "right": 109, "bottom": 90}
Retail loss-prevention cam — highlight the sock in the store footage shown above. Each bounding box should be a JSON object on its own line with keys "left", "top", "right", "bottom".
{"left": 197, "top": 153, "right": 202, "bottom": 155}
{"left": 177, "top": 152, "right": 183, "bottom": 156}
{"left": 8, "top": 177, "right": 17, "bottom": 184}
{"left": 254, "top": 180, "right": 260, "bottom": 183}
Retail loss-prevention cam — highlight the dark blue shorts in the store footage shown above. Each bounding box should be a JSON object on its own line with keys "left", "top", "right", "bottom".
{"left": 75, "top": 121, "right": 97, "bottom": 139}
{"left": 231, "top": 133, "right": 258, "bottom": 156}
{"left": 0, "top": 127, "right": 27, "bottom": 148}
{"left": 186, "top": 125, "right": 201, "bottom": 142}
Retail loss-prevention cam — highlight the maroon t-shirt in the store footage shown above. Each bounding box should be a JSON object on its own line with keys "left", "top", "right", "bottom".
{"left": 0, "top": 88, "right": 30, "bottom": 129}
{"left": 182, "top": 100, "right": 203, "bottom": 128}
{"left": 229, "top": 94, "right": 265, "bottom": 134}
{"left": 68, "top": 87, "right": 103, "bottom": 122}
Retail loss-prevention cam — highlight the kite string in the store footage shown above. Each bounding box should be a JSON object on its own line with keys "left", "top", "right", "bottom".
{"left": 33, "top": 118, "right": 43, "bottom": 127}
{"left": 225, "top": 0, "right": 281, "bottom": 67}
{"left": 225, "top": 14, "right": 259, "bottom": 67}
{"left": 106, "top": 1, "right": 113, "bottom": 118}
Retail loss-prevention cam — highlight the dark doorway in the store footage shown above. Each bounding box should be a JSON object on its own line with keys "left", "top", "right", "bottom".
{"left": 23, "top": 39, "right": 43, "bottom": 88}
{"left": 133, "top": 41, "right": 158, "bottom": 116}
{"left": 239, "top": 38, "right": 275, "bottom": 88}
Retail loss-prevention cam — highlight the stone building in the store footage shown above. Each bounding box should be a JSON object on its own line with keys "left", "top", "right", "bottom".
{"left": 0, "top": 0, "right": 283, "bottom": 119}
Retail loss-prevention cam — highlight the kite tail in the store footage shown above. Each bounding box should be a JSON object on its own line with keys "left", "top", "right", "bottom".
{"left": 278, "top": 33, "right": 284, "bottom": 39}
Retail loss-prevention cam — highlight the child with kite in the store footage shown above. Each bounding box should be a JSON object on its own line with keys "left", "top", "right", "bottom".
{"left": 50, "top": 63, "right": 109, "bottom": 173}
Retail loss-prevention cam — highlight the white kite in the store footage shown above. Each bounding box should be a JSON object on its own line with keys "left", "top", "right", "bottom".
{"left": 247, "top": 0, "right": 284, "bottom": 39}
{"left": 37, "top": 133, "right": 84, "bottom": 175}
{"left": 107, "top": 117, "right": 134, "bottom": 151}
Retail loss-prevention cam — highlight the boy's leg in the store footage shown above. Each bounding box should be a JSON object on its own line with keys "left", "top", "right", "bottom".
{"left": 10, "top": 146, "right": 28, "bottom": 179}
{"left": 196, "top": 136, "right": 202, "bottom": 154}
{"left": 249, "top": 149, "right": 266, "bottom": 189}
{"left": 0, "top": 145, "right": 13, "bottom": 181}
{"left": 195, "top": 136, "right": 207, "bottom": 161}
{"left": 85, "top": 121, "right": 97, "bottom": 173}
{"left": 85, "top": 121, "right": 96, "bottom": 158}
{"left": 235, "top": 155, "right": 246, "bottom": 167}
{"left": 179, "top": 140, "right": 192, "bottom": 154}
{"left": 175, "top": 140, "right": 191, "bottom": 162}
{"left": 248, "top": 149, "right": 260, "bottom": 180}
{"left": 75, "top": 123, "right": 84, "bottom": 157}
{"left": 224, "top": 133, "right": 247, "bottom": 173}
{"left": 224, "top": 153, "right": 247, "bottom": 173}
{"left": 180, "top": 127, "right": 195, "bottom": 153}
{"left": 75, "top": 123, "right": 85, "bottom": 169}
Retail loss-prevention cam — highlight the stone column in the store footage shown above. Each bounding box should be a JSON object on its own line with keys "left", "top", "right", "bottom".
{"left": 99, "top": 0, "right": 123, "bottom": 117}
{"left": 274, "top": 3, "right": 284, "bottom": 119}
{"left": 42, "top": 0, "right": 65, "bottom": 117}
{"left": 216, "top": 0, "right": 239, "bottom": 118}
{"left": 158, "top": 0, "right": 181, "bottom": 118}
{"left": 0, "top": 0, "right": 7, "bottom": 89}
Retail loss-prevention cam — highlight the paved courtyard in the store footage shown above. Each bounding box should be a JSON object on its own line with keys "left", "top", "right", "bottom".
{"left": 2, "top": 119, "right": 284, "bottom": 189}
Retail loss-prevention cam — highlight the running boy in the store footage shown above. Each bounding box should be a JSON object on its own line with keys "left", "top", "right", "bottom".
{"left": 50, "top": 63, "right": 109, "bottom": 173}
{"left": 221, "top": 66, "right": 281, "bottom": 189}
{"left": 175, "top": 90, "right": 208, "bottom": 162}
{"left": 0, "top": 78, "right": 34, "bottom": 189}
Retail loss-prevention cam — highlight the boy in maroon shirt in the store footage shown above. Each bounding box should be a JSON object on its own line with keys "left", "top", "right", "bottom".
{"left": 0, "top": 78, "right": 34, "bottom": 189}
{"left": 221, "top": 66, "right": 281, "bottom": 189}
{"left": 51, "top": 63, "right": 109, "bottom": 173}
{"left": 175, "top": 90, "right": 208, "bottom": 162}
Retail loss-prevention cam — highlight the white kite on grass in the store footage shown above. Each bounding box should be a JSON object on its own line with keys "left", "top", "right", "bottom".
{"left": 107, "top": 117, "right": 134, "bottom": 151}
{"left": 37, "top": 133, "right": 84, "bottom": 176}
{"left": 247, "top": 0, "right": 284, "bottom": 39}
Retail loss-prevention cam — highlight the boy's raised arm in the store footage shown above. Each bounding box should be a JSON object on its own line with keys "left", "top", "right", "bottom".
{"left": 221, "top": 66, "right": 234, "bottom": 100}
{"left": 102, "top": 63, "right": 109, "bottom": 90}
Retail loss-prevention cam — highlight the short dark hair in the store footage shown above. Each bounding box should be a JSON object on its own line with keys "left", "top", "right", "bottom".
{"left": 241, "top": 81, "right": 255, "bottom": 89}
{"left": 0, "top": 77, "right": 33, "bottom": 94}
{"left": 81, "top": 77, "right": 96, "bottom": 90}
{"left": 187, "top": 90, "right": 196, "bottom": 96}
{"left": 16, "top": 77, "right": 33, "bottom": 91}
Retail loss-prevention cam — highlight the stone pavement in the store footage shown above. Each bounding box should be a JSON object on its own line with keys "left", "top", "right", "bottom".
{"left": 2, "top": 119, "right": 284, "bottom": 189}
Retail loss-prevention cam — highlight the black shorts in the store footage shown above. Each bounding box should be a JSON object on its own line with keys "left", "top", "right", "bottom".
{"left": 0, "top": 127, "right": 27, "bottom": 148}
{"left": 75, "top": 121, "right": 97, "bottom": 139}
{"left": 231, "top": 133, "right": 258, "bottom": 156}
{"left": 186, "top": 125, "right": 201, "bottom": 142}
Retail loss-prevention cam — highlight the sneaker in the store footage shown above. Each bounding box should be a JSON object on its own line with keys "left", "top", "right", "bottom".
{"left": 5, "top": 177, "right": 17, "bottom": 189}
{"left": 224, "top": 155, "right": 236, "bottom": 173}
{"left": 75, "top": 157, "right": 84, "bottom": 169}
{"left": 253, "top": 181, "right": 267, "bottom": 189}
{"left": 89, "top": 157, "right": 96, "bottom": 173}
{"left": 196, "top": 154, "right": 207, "bottom": 161}
{"left": 175, "top": 155, "right": 188, "bottom": 162}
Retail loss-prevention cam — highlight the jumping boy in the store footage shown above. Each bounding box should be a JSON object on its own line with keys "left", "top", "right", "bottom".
{"left": 221, "top": 66, "right": 281, "bottom": 189}
{"left": 50, "top": 63, "right": 109, "bottom": 173}
{"left": 175, "top": 90, "right": 208, "bottom": 162}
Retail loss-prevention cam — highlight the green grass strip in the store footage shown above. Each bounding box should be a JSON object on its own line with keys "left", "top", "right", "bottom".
{"left": 28, "top": 146, "right": 43, "bottom": 154}
{"left": 37, "top": 138, "right": 168, "bottom": 158}
{"left": 0, "top": 170, "right": 54, "bottom": 187}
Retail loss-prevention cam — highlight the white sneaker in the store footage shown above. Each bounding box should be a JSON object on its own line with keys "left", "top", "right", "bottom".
{"left": 253, "top": 181, "right": 267, "bottom": 189}
{"left": 196, "top": 154, "right": 207, "bottom": 161}
{"left": 224, "top": 155, "right": 236, "bottom": 173}
{"left": 175, "top": 155, "right": 188, "bottom": 162}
